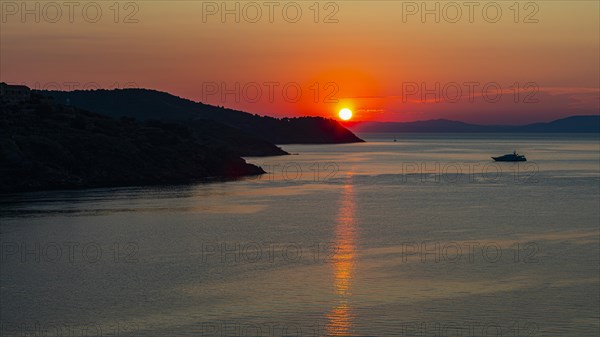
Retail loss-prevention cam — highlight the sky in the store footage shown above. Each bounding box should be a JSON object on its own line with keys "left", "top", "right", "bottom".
{"left": 1, "top": 1, "right": 599, "bottom": 124}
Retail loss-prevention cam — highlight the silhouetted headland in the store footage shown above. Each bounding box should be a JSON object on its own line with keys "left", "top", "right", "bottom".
{"left": 0, "top": 92, "right": 268, "bottom": 192}
{"left": 1, "top": 85, "right": 365, "bottom": 192}
{"left": 40, "top": 88, "right": 365, "bottom": 144}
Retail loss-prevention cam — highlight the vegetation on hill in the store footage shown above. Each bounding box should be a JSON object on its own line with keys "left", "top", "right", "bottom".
{"left": 0, "top": 94, "right": 267, "bottom": 193}
{"left": 40, "top": 88, "right": 365, "bottom": 144}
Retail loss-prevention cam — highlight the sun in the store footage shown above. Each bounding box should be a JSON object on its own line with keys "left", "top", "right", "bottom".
{"left": 339, "top": 108, "right": 353, "bottom": 121}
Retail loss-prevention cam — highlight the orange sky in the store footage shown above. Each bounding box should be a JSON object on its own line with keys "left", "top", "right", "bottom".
{"left": 1, "top": 1, "right": 599, "bottom": 124}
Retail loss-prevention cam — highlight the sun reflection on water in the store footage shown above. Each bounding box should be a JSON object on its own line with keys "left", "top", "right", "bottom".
{"left": 325, "top": 175, "right": 357, "bottom": 336}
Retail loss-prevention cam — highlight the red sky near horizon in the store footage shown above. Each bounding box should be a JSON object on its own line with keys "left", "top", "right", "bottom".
{"left": 1, "top": 1, "right": 598, "bottom": 124}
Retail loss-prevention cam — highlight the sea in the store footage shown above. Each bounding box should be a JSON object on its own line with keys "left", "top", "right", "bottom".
{"left": 1, "top": 133, "right": 599, "bottom": 337}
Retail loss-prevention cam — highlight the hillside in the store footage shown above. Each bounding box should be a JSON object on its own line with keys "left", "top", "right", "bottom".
{"left": 519, "top": 116, "right": 600, "bottom": 133}
{"left": 40, "top": 88, "right": 365, "bottom": 144}
{"left": 0, "top": 94, "right": 266, "bottom": 193}
{"left": 349, "top": 116, "right": 600, "bottom": 133}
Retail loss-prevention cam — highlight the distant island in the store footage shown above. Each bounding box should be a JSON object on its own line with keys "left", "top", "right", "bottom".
{"left": 349, "top": 116, "right": 600, "bottom": 133}
{"left": 0, "top": 84, "right": 363, "bottom": 193}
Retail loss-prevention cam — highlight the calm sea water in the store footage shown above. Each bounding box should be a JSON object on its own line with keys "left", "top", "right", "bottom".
{"left": 1, "top": 134, "right": 599, "bottom": 337}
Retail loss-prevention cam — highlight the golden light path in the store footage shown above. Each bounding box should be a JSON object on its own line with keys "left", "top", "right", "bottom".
{"left": 325, "top": 173, "right": 357, "bottom": 336}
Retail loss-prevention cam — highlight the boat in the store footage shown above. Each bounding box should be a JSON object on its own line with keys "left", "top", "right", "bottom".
{"left": 492, "top": 151, "right": 527, "bottom": 162}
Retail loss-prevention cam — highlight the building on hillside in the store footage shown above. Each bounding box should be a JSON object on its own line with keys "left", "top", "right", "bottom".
{"left": 0, "top": 82, "right": 31, "bottom": 102}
